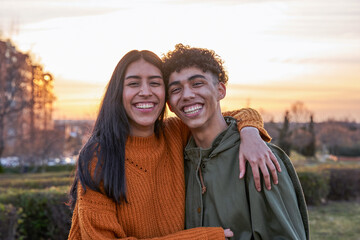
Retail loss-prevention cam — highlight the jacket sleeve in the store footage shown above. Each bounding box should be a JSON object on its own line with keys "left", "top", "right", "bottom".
{"left": 222, "top": 108, "right": 271, "bottom": 142}
{"left": 244, "top": 144, "right": 309, "bottom": 240}
{"left": 68, "top": 184, "right": 225, "bottom": 240}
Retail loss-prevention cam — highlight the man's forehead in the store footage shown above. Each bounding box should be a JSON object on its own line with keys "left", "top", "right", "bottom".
{"left": 170, "top": 67, "right": 211, "bottom": 81}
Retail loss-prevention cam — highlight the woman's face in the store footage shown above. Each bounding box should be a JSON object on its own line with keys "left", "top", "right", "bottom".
{"left": 122, "top": 58, "right": 165, "bottom": 137}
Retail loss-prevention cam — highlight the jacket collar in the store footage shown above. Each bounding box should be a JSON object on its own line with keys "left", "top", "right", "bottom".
{"left": 185, "top": 117, "right": 240, "bottom": 162}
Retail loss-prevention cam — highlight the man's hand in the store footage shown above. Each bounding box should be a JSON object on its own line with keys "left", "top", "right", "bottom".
{"left": 224, "top": 228, "right": 234, "bottom": 239}
{"left": 239, "top": 127, "right": 281, "bottom": 191}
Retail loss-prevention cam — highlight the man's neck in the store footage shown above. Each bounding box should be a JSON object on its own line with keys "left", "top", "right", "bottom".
{"left": 191, "top": 114, "right": 228, "bottom": 149}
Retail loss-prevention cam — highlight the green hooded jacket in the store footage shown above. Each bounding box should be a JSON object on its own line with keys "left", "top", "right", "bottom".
{"left": 184, "top": 117, "right": 309, "bottom": 240}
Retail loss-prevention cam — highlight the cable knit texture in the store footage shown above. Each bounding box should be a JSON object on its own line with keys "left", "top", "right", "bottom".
{"left": 68, "top": 108, "right": 268, "bottom": 239}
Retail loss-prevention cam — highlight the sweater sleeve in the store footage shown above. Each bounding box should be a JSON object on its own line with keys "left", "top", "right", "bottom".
{"left": 164, "top": 108, "right": 271, "bottom": 146}
{"left": 244, "top": 144, "right": 308, "bottom": 240}
{"left": 68, "top": 184, "right": 225, "bottom": 240}
{"left": 222, "top": 108, "right": 271, "bottom": 142}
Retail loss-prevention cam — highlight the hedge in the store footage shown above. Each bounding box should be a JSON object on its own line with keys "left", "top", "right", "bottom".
{"left": 0, "top": 166, "right": 359, "bottom": 238}
{"left": 297, "top": 166, "right": 360, "bottom": 205}
{"left": 2, "top": 165, "right": 75, "bottom": 174}
{"left": 0, "top": 203, "right": 21, "bottom": 240}
{"left": 327, "top": 168, "right": 360, "bottom": 201}
{"left": 0, "top": 177, "right": 72, "bottom": 189}
{"left": 0, "top": 187, "right": 72, "bottom": 239}
{"left": 297, "top": 171, "right": 330, "bottom": 205}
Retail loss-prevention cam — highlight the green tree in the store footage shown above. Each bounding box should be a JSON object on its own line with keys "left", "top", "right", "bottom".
{"left": 278, "top": 111, "right": 292, "bottom": 155}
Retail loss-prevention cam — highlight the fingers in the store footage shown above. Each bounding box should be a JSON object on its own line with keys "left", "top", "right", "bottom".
{"left": 224, "top": 229, "right": 234, "bottom": 238}
{"left": 259, "top": 162, "right": 271, "bottom": 190}
{"left": 266, "top": 156, "right": 278, "bottom": 185}
{"left": 239, "top": 154, "right": 246, "bottom": 179}
{"left": 270, "top": 151, "right": 281, "bottom": 172}
{"left": 250, "top": 163, "right": 261, "bottom": 191}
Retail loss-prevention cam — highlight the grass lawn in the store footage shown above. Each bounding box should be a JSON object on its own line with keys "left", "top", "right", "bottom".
{"left": 308, "top": 201, "right": 360, "bottom": 240}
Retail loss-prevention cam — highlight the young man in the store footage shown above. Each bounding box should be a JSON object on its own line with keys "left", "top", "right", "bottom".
{"left": 163, "top": 44, "right": 309, "bottom": 240}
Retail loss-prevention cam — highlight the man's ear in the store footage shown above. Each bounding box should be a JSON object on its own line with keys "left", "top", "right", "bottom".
{"left": 217, "top": 82, "right": 226, "bottom": 100}
{"left": 167, "top": 101, "right": 174, "bottom": 112}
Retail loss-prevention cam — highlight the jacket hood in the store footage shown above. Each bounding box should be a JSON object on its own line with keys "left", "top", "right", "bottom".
{"left": 185, "top": 117, "right": 240, "bottom": 159}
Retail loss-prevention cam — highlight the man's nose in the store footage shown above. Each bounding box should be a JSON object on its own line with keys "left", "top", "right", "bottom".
{"left": 182, "top": 86, "right": 195, "bottom": 100}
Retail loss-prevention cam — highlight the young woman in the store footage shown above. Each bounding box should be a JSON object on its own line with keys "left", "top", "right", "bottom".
{"left": 67, "top": 50, "right": 276, "bottom": 239}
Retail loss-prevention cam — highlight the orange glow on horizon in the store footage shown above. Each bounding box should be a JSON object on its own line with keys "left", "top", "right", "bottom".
{"left": 53, "top": 78, "right": 360, "bottom": 122}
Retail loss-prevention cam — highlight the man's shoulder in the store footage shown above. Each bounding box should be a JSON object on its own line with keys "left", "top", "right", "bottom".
{"left": 266, "top": 142, "right": 290, "bottom": 159}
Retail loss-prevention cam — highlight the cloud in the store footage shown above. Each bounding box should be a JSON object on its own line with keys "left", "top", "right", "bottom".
{"left": 0, "top": 0, "right": 123, "bottom": 26}
{"left": 265, "top": 0, "right": 360, "bottom": 38}
{"left": 269, "top": 57, "right": 360, "bottom": 65}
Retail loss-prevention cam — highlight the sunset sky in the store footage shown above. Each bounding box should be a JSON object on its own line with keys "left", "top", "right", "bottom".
{"left": 1, "top": 0, "right": 359, "bottom": 122}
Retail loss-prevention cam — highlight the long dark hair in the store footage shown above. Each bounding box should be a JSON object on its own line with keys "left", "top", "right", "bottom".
{"left": 69, "top": 50, "right": 165, "bottom": 210}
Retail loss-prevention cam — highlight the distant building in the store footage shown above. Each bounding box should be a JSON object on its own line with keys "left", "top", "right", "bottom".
{"left": 54, "top": 119, "right": 94, "bottom": 157}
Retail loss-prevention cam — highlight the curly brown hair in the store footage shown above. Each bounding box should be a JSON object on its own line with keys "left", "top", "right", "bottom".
{"left": 162, "top": 44, "right": 228, "bottom": 86}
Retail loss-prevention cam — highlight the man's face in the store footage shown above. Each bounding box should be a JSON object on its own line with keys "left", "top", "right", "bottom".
{"left": 167, "top": 67, "right": 226, "bottom": 130}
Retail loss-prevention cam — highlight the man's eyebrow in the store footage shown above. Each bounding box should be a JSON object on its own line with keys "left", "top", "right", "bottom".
{"left": 168, "top": 74, "right": 206, "bottom": 88}
{"left": 188, "top": 74, "right": 206, "bottom": 81}
{"left": 168, "top": 80, "right": 180, "bottom": 88}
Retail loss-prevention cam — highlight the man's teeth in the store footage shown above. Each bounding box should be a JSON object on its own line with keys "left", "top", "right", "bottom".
{"left": 136, "top": 103, "right": 154, "bottom": 109}
{"left": 184, "top": 105, "right": 202, "bottom": 114}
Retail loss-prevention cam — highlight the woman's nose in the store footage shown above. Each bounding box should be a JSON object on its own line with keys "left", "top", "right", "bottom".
{"left": 139, "top": 84, "right": 152, "bottom": 96}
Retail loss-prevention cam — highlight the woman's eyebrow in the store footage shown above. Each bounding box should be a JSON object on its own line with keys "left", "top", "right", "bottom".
{"left": 149, "top": 75, "right": 163, "bottom": 79}
{"left": 125, "top": 75, "right": 141, "bottom": 80}
{"left": 125, "top": 75, "right": 162, "bottom": 80}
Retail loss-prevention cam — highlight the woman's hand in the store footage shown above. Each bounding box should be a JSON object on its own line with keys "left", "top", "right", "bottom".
{"left": 224, "top": 228, "right": 234, "bottom": 239}
{"left": 239, "top": 127, "right": 281, "bottom": 191}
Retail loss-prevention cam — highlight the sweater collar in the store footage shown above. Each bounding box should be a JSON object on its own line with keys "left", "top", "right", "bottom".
{"left": 126, "top": 134, "right": 160, "bottom": 148}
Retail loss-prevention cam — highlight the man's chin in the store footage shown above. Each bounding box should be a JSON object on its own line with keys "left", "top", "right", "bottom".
{"left": 183, "top": 120, "right": 204, "bottom": 130}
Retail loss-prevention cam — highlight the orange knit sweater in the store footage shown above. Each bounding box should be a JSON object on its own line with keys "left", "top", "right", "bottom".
{"left": 68, "top": 108, "right": 270, "bottom": 240}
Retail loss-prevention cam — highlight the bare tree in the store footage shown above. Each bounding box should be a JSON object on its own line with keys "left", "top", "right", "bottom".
{"left": 0, "top": 40, "right": 32, "bottom": 160}
{"left": 290, "top": 101, "right": 312, "bottom": 124}
{"left": 0, "top": 39, "right": 57, "bottom": 170}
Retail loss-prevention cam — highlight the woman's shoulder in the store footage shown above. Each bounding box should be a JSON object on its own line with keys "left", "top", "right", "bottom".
{"left": 163, "top": 116, "right": 190, "bottom": 144}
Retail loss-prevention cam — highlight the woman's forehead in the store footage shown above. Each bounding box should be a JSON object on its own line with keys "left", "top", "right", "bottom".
{"left": 125, "top": 59, "right": 162, "bottom": 76}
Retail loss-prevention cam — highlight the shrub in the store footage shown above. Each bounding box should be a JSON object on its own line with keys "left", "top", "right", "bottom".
{"left": 2, "top": 165, "right": 75, "bottom": 174}
{"left": 297, "top": 171, "right": 330, "bottom": 205}
{"left": 0, "top": 187, "right": 72, "bottom": 239}
{"left": 327, "top": 168, "right": 360, "bottom": 201}
{"left": 329, "top": 145, "right": 360, "bottom": 156}
{"left": 0, "top": 177, "right": 72, "bottom": 189}
{"left": 0, "top": 203, "right": 21, "bottom": 240}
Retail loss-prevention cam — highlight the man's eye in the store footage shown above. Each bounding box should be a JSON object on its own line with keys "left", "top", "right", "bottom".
{"left": 193, "top": 81, "right": 203, "bottom": 87}
{"left": 170, "top": 88, "right": 181, "bottom": 94}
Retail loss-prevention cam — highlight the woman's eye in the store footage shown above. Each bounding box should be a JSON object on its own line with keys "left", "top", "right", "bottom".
{"left": 127, "top": 81, "right": 139, "bottom": 87}
{"left": 150, "top": 81, "right": 161, "bottom": 86}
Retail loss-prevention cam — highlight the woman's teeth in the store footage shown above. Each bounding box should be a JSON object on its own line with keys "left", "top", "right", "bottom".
{"left": 136, "top": 103, "right": 154, "bottom": 109}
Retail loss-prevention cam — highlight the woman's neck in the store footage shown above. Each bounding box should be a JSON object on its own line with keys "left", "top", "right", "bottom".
{"left": 129, "top": 125, "right": 155, "bottom": 137}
